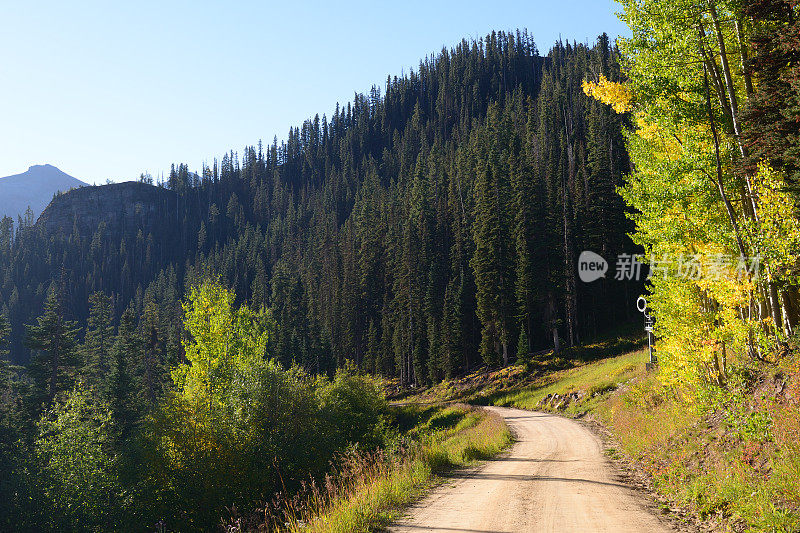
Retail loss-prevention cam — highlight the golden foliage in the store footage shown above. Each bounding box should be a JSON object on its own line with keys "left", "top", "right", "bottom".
{"left": 582, "top": 75, "right": 633, "bottom": 113}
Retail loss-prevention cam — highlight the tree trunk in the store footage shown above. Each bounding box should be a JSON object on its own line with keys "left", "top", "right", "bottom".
{"left": 552, "top": 327, "right": 560, "bottom": 354}
{"left": 769, "top": 281, "right": 784, "bottom": 336}
{"left": 734, "top": 18, "right": 754, "bottom": 98}
{"left": 708, "top": 5, "right": 762, "bottom": 225}
{"left": 701, "top": 61, "right": 748, "bottom": 259}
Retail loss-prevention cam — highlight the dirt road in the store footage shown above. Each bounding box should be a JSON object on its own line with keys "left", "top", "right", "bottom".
{"left": 390, "top": 406, "right": 673, "bottom": 533}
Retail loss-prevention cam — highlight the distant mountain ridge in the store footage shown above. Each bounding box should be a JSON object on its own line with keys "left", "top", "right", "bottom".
{"left": 0, "top": 164, "right": 87, "bottom": 222}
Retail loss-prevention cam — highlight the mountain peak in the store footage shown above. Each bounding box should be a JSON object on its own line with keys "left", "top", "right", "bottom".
{"left": 28, "top": 163, "right": 58, "bottom": 171}
{"left": 0, "top": 165, "right": 87, "bottom": 222}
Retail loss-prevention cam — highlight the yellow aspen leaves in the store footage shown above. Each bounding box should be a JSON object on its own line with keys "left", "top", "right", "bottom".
{"left": 582, "top": 75, "right": 633, "bottom": 113}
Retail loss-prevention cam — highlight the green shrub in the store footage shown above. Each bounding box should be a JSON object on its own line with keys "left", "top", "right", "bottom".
{"left": 34, "top": 386, "right": 119, "bottom": 531}
{"left": 317, "top": 366, "right": 389, "bottom": 451}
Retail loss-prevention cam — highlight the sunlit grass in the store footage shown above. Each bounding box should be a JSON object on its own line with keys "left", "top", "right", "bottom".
{"left": 490, "top": 349, "right": 648, "bottom": 413}
{"left": 279, "top": 404, "right": 512, "bottom": 533}
{"left": 593, "top": 353, "right": 800, "bottom": 531}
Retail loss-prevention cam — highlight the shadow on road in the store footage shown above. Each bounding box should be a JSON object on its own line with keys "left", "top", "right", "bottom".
{"left": 444, "top": 471, "right": 631, "bottom": 490}
{"left": 390, "top": 525, "right": 510, "bottom": 533}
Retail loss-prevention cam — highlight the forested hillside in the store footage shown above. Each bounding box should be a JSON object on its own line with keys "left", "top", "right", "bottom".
{"left": 3, "top": 0, "right": 798, "bottom": 528}
{"left": 0, "top": 31, "right": 634, "bottom": 385}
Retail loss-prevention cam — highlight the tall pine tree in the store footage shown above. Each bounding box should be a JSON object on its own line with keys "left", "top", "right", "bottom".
{"left": 25, "top": 287, "right": 81, "bottom": 403}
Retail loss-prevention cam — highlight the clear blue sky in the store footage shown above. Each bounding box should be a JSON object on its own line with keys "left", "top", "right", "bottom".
{"left": 1, "top": 1, "right": 628, "bottom": 185}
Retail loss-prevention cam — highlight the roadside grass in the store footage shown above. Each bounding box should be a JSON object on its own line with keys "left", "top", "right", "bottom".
{"left": 283, "top": 404, "right": 512, "bottom": 533}
{"left": 594, "top": 371, "right": 698, "bottom": 457}
{"left": 599, "top": 366, "right": 800, "bottom": 532}
{"left": 485, "top": 349, "right": 648, "bottom": 415}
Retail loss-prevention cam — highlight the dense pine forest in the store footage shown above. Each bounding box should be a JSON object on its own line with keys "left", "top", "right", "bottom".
{"left": 0, "top": 31, "right": 633, "bottom": 382}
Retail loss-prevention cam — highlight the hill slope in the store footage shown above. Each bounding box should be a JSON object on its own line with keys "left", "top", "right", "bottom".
{"left": 0, "top": 164, "right": 86, "bottom": 222}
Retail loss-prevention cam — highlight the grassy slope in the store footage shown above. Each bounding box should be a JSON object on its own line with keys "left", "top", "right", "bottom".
{"left": 289, "top": 404, "right": 513, "bottom": 533}
{"left": 489, "top": 349, "right": 646, "bottom": 414}
{"left": 594, "top": 361, "right": 800, "bottom": 532}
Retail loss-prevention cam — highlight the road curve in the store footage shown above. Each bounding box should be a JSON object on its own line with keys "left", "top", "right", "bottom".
{"left": 390, "top": 406, "right": 673, "bottom": 533}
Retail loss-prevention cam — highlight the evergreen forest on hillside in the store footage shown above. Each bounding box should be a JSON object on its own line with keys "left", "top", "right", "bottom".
{"left": 0, "top": 31, "right": 634, "bottom": 385}
{"left": 0, "top": 31, "right": 642, "bottom": 531}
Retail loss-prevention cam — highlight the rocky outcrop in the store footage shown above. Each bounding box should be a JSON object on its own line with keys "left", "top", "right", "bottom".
{"left": 36, "top": 181, "right": 176, "bottom": 238}
{"left": 537, "top": 391, "right": 585, "bottom": 411}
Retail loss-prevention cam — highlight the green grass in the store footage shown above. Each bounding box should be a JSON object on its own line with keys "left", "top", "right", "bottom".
{"left": 287, "top": 404, "right": 513, "bottom": 533}
{"left": 558, "top": 322, "right": 646, "bottom": 362}
{"left": 486, "top": 349, "right": 648, "bottom": 415}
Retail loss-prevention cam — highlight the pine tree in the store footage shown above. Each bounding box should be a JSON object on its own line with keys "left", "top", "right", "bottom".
{"left": 470, "top": 133, "right": 514, "bottom": 366}
{"left": 364, "top": 319, "right": 379, "bottom": 375}
{"left": 0, "top": 217, "right": 12, "bottom": 263}
{"left": 0, "top": 313, "right": 9, "bottom": 359}
{"left": 138, "top": 299, "right": 164, "bottom": 408}
{"left": 25, "top": 288, "right": 81, "bottom": 403}
{"left": 512, "top": 147, "right": 541, "bottom": 345}
{"left": 441, "top": 276, "right": 463, "bottom": 379}
{"left": 378, "top": 300, "right": 394, "bottom": 376}
{"left": 407, "top": 154, "right": 434, "bottom": 383}
{"left": 82, "top": 292, "right": 115, "bottom": 390}
{"left": 515, "top": 327, "right": 531, "bottom": 365}
{"left": 426, "top": 320, "right": 441, "bottom": 383}
{"left": 108, "top": 306, "right": 140, "bottom": 442}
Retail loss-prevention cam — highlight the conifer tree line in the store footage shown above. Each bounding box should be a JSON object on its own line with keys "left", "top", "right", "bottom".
{"left": 0, "top": 31, "right": 636, "bottom": 387}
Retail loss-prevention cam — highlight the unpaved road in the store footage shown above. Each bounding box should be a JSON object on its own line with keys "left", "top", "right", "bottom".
{"left": 390, "top": 406, "right": 673, "bottom": 533}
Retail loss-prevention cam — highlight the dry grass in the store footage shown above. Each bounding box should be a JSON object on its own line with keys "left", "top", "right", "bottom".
{"left": 594, "top": 355, "right": 800, "bottom": 532}
{"left": 244, "top": 404, "right": 512, "bottom": 533}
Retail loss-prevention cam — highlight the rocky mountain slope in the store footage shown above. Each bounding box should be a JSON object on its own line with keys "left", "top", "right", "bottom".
{"left": 36, "top": 181, "right": 176, "bottom": 238}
